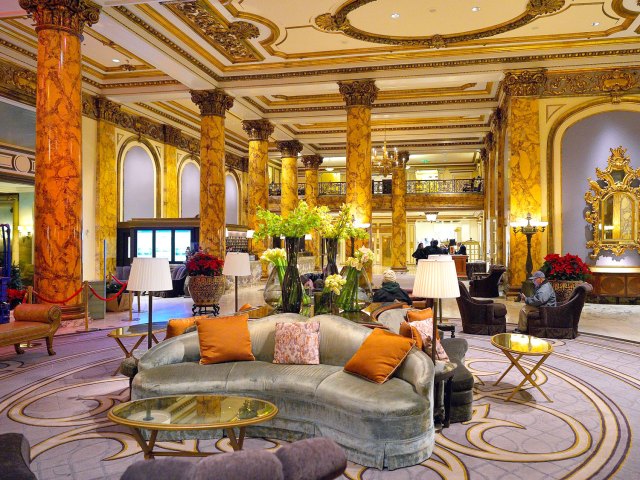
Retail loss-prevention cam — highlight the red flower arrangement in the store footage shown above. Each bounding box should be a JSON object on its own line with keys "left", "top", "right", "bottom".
{"left": 540, "top": 253, "right": 591, "bottom": 281}
{"left": 186, "top": 251, "right": 224, "bottom": 277}
{"left": 7, "top": 288, "right": 27, "bottom": 310}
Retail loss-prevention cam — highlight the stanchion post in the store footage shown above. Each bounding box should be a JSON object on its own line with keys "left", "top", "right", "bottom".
{"left": 26, "top": 286, "right": 33, "bottom": 304}
{"left": 129, "top": 290, "right": 133, "bottom": 322}
{"left": 83, "top": 281, "right": 89, "bottom": 332}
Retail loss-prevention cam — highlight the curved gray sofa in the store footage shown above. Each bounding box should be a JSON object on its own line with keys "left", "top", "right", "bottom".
{"left": 132, "top": 314, "right": 435, "bottom": 470}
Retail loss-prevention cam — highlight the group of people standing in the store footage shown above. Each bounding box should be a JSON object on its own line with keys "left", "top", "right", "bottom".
{"left": 412, "top": 240, "right": 466, "bottom": 263}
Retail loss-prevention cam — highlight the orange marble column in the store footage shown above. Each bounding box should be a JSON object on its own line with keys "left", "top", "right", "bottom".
{"left": 191, "top": 89, "right": 234, "bottom": 258}
{"left": 278, "top": 140, "right": 303, "bottom": 217}
{"left": 338, "top": 80, "right": 378, "bottom": 253}
{"left": 303, "top": 155, "right": 323, "bottom": 270}
{"left": 242, "top": 119, "right": 274, "bottom": 256}
{"left": 94, "top": 97, "right": 118, "bottom": 277}
{"left": 21, "top": 0, "right": 100, "bottom": 303}
{"left": 391, "top": 151, "right": 409, "bottom": 272}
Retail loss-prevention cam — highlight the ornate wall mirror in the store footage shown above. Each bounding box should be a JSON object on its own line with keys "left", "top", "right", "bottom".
{"left": 585, "top": 146, "right": 640, "bottom": 258}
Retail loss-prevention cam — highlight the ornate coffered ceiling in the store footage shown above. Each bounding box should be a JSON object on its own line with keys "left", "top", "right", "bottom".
{"left": 0, "top": 0, "right": 639, "bottom": 164}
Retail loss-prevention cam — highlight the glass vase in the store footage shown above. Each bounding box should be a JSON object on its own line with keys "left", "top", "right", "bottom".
{"left": 314, "top": 291, "right": 338, "bottom": 315}
{"left": 337, "top": 267, "right": 373, "bottom": 312}
{"left": 282, "top": 237, "right": 304, "bottom": 313}
{"left": 263, "top": 265, "right": 286, "bottom": 310}
{"left": 323, "top": 238, "right": 339, "bottom": 279}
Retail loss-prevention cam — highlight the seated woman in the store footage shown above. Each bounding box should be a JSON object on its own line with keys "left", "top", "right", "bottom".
{"left": 372, "top": 270, "right": 412, "bottom": 305}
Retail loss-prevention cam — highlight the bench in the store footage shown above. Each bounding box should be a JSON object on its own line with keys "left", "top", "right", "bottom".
{"left": 0, "top": 304, "right": 62, "bottom": 356}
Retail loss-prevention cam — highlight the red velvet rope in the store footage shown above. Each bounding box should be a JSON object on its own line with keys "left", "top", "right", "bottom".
{"left": 31, "top": 285, "right": 84, "bottom": 305}
{"left": 110, "top": 274, "right": 126, "bottom": 286}
{"left": 87, "top": 281, "right": 128, "bottom": 302}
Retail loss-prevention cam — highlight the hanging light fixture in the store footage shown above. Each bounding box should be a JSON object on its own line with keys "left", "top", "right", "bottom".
{"left": 371, "top": 123, "right": 398, "bottom": 177}
{"left": 425, "top": 212, "right": 438, "bottom": 222}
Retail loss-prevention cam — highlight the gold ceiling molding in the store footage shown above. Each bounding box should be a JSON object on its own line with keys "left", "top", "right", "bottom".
{"left": 19, "top": 0, "right": 100, "bottom": 38}
{"left": 315, "top": 0, "right": 565, "bottom": 49}
{"left": 164, "top": 1, "right": 262, "bottom": 63}
{"left": 137, "top": 102, "right": 198, "bottom": 132}
{"left": 503, "top": 69, "right": 548, "bottom": 97}
{"left": 292, "top": 115, "right": 485, "bottom": 131}
{"left": 315, "top": 140, "right": 482, "bottom": 151}
{"left": 0, "top": 57, "right": 36, "bottom": 105}
{"left": 97, "top": 79, "right": 181, "bottom": 89}
{"left": 292, "top": 124, "right": 488, "bottom": 137}
{"left": 151, "top": 101, "right": 201, "bottom": 127}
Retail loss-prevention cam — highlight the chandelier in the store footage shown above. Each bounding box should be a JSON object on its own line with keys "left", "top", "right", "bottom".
{"left": 371, "top": 128, "right": 398, "bottom": 177}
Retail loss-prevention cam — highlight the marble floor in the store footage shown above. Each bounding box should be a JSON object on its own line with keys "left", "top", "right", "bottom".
{"left": 49, "top": 271, "right": 640, "bottom": 343}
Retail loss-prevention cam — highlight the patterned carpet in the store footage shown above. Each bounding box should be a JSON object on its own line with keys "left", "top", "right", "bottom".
{"left": 1, "top": 327, "right": 639, "bottom": 480}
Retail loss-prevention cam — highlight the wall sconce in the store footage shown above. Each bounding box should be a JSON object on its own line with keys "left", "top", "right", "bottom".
{"left": 18, "top": 225, "right": 33, "bottom": 238}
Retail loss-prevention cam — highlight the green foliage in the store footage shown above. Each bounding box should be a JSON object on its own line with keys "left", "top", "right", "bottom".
{"left": 9, "top": 264, "right": 23, "bottom": 290}
{"left": 254, "top": 201, "right": 323, "bottom": 239}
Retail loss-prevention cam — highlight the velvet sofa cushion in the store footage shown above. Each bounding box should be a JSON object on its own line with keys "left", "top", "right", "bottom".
{"left": 196, "top": 314, "right": 255, "bottom": 365}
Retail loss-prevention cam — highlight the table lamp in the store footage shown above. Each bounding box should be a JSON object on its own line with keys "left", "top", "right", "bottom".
{"left": 223, "top": 252, "right": 251, "bottom": 312}
{"left": 127, "top": 257, "right": 172, "bottom": 349}
{"left": 412, "top": 256, "right": 460, "bottom": 361}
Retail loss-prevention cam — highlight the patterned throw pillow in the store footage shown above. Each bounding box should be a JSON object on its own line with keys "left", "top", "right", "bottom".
{"left": 273, "top": 321, "right": 321, "bottom": 365}
{"left": 410, "top": 319, "right": 449, "bottom": 362}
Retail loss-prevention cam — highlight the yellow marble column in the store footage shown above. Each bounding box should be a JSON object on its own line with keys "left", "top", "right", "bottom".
{"left": 21, "top": 0, "right": 100, "bottom": 303}
{"left": 242, "top": 119, "right": 274, "bottom": 257}
{"left": 494, "top": 109, "right": 507, "bottom": 267}
{"left": 338, "top": 79, "right": 378, "bottom": 254}
{"left": 163, "top": 125, "right": 180, "bottom": 218}
{"left": 391, "top": 151, "right": 409, "bottom": 272}
{"left": 507, "top": 97, "right": 542, "bottom": 287}
{"left": 303, "top": 155, "right": 323, "bottom": 270}
{"left": 278, "top": 140, "right": 303, "bottom": 217}
{"left": 94, "top": 97, "right": 118, "bottom": 277}
{"left": 191, "top": 89, "right": 234, "bottom": 258}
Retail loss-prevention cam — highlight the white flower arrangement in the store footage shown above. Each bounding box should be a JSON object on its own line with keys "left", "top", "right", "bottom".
{"left": 260, "top": 248, "right": 286, "bottom": 267}
{"left": 344, "top": 246, "right": 375, "bottom": 271}
{"left": 324, "top": 274, "right": 346, "bottom": 296}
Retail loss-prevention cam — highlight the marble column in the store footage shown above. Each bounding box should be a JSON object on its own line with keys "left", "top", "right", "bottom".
{"left": 391, "top": 151, "right": 409, "bottom": 272}
{"left": 303, "top": 155, "right": 323, "bottom": 270}
{"left": 163, "top": 125, "right": 180, "bottom": 218}
{"left": 338, "top": 79, "right": 378, "bottom": 254}
{"left": 507, "top": 97, "right": 542, "bottom": 288}
{"left": 20, "top": 0, "right": 100, "bottom": 303}
{"left": 94, "top": 97, "right": 118, "bottom": 277}
{"left": 278, "top": 140, "right": 303, "bottom": 217}
{"left": 242, "top": 119, "right": 274, "bottom": 257}
{"left": 190, "top": 89, "right": 234, "bottom": 258}
{"left": 483, "top": 133, "right": 495, "bottom": 263}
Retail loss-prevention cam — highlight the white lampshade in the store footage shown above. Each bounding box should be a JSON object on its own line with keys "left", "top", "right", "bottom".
{"left": 222, "top": 252, "right": 251, "bottom": 276}
{"left": 127, "top": 257, "right": 172, "bottom": 292}
{"left": 413, "top": 257, "right": 460, "bottom": 299}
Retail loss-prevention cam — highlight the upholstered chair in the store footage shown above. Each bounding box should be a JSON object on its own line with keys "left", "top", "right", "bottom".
{"left": 456, "top": 281, "right": 507, "bottom": 335}
{"left": 469, "top": 264, "right": 505, "bottom": 298}
{"left": 526, "top": 283, "right": 592, "bottom": 339}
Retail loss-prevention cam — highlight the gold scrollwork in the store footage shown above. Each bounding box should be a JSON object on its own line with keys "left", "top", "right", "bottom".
{"left": 585, "top": 146, "right": 640, "bottom": 258}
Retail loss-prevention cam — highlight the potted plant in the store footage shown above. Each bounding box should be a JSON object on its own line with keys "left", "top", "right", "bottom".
{"left": 105, "top": 280, "right": 132, "bottom": 312}
{"left": 255, "top": 201, "right": 323, "bottom": 313}
{"left": 540, "top": 253, "right": 591, "bottom": 302}
{"left": 186, "top": 250, "right": 226, "bottom": 307}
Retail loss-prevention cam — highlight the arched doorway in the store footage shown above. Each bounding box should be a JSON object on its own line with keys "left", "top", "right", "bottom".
{"left": 180, "top": 159, "right": 200, "bottom": 218}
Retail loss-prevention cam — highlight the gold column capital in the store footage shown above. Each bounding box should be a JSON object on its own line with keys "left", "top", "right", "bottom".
{"left": 190, "top": 89, "right": 234, "bottom": 117}
{"left": 338, "top": 79, "right": 378, "bottom": 107}
{"left": 277, "top": 140, "right": 303, "bottom": 158}
{"left": 242, "top": 119, "right": 274, "bottom": 141}
{"left": 484, "top": 131, "right": 495, "bottom": 151}
{"left": 19, "top": 0, "right": 100, "bottom": 37}
{"left": 302, "top": 154, "right": 323, "bottom": 170}
{"left": 502, "top": 69, "right": 547, "bottom": 97}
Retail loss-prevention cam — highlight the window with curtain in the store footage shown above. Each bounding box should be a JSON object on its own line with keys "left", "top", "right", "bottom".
{"left": 180, "top": 161, "right": 200, "bottom": 218}
{"left": 122, "top": 146, "right": 155, "bottom": 221}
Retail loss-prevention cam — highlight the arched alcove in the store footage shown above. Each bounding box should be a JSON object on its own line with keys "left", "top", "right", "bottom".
{"left": 180, "top": 160, "right": 200, "bottom": 218}
{"left": 121, "top": 145, "right": 156, "bottom": 221}
{"left": 225, "top": 173, "right": 239, "bottom": 225}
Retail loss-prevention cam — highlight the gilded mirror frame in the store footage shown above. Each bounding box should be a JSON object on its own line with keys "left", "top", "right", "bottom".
{"left": 585, "top": 146, "right": 640, "bottom": 258}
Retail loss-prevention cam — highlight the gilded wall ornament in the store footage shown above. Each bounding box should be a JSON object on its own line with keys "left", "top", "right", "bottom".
{"left": 302, "top": 155, "right": 323, "bottom": 169}
{"left": 544, "top": 68, "right": 639, "bottom": 98}
{"left": 277, "top": 140, "right": 303, "bottom": 158}
{"left": 242, "top": 119, "right": 274, "bottom": 141}
{"left": 585, "top": 147, "right": 640, "bottom": 258}
{"left": 225, "top": 152, "right": 248, "bottom": 172}
{"left": 19, "top": 0, "right": 100, "bottom": 37}
{"left": 315, "top": 0, "right": 565, "bottom": 48}
{"left": 0, "top": 60, "right": 36, "bottom": 104}
{"left": 190, "top": 89, "right": 234, "bottom": 117}
{"left": 95, "top": 97, "right": 121, "bottom": 124}
{"left": 166, "top": 1, "right": 259, "bottom": 63}
{"left": 338, "top": 79, "right": 378, "bottom": 107}
{"left": 503, "top": 69, "right": 547, "bottom": 97}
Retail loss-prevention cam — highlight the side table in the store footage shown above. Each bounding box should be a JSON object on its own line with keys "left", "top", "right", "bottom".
{"left": 434, "top": 361, "right": 457, "bottom": 430}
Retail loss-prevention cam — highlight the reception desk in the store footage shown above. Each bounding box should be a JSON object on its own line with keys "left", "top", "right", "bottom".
{"left": 451, "top": 255, "right": 468, "bottom": 278}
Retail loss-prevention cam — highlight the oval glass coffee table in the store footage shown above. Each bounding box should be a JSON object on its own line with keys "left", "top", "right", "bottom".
{"left": 108, "top": 394, "right": 278, "bottom": 459}
{"left": 491, "top": 333, "right": 553, "bottom": 402}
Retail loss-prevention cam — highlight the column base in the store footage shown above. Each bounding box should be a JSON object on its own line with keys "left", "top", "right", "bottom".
{"left": 391, "top": 267, "right": 408, "bottom": 272}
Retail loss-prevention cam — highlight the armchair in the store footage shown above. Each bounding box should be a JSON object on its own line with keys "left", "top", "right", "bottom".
{"left": 456, "top": 281, "right": 507, "bottom": 335}
{"left": 527, "top": 283, "right": 592, "bottom": 339}
{"left": 469, "top": 264, "right": 505, "bottom": 298}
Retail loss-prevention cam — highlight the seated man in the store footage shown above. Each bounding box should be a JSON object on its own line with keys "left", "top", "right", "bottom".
{"left": 373, "top": 270, "right": 412, "bottom": 305}
{"left": 517, "top": 270, "right": 557, "bottom": 333}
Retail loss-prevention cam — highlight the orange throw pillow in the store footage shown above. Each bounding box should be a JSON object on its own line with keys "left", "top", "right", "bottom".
{"left": 399, "top": 321, "right": 424, "bottom": 351}
{"left": 196, "top": 314, "right": 255, "bottom": 365}
{"left": 407, "top": 308, "right": 433, "bottom": 322}
{"left": 344, "top": 329, "right": 415, "bottom": 384}
{"left": 239, "top": 303, "right": 253, "bottom": 311}
{"left": 166, "top": 317, "right": 201, "bottom": 339}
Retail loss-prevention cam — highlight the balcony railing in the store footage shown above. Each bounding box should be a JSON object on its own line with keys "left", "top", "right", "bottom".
{"left": 269, "top": 178, "right": 483, "bottom": 197}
